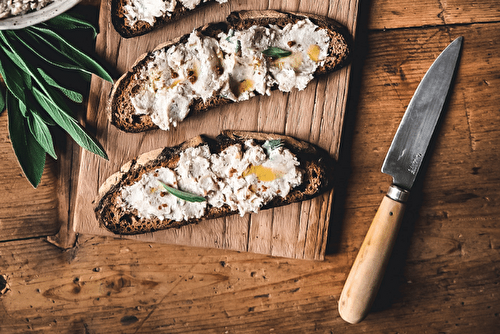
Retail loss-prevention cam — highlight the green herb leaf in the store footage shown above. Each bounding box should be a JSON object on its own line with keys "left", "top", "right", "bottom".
{"left": 27, "top": 111, "right": 57, "bottom": 160}
{"left": 42, "top": 12, "right": 98, "bottom": 38}
{"left": 262, "top": 47, "right": 292, "bottom": 59}
{"left": 28, "top": 26, "right": 113, "bottom": 83}
{"left": 0, "top": 45, "right": 39, "bottom": 117}
{"left": 38, "top": 67, "right": 83, "bottom": 103}
{"left": 7, "top": 91, "right": 46, "bottom": 188}
{"left": 18, "top": 99, "right": 28, "bottom": 117}
{"left": 30, "top": 108, "right": 56, "bottom": 126}
{"left": 0, "top": 14, "right": 112, "bottom": 186}
{"left": 262, "top": 139, "right": 283, "bottom": 156}
{"left": 159, "top": 181, "right": 206, "bottom": 203}
{"left": 32, "top": 85, "right": 108, "bottom": 160}
{"left": 0, "top": 85, "right": 5, "bottom": 114}
{"left": 2, "top": 32, "right": 73, "bottom": 125}
{"left": 0, "top": 32, "right": 35, "bottom": 79}
{"left": 0, "top": 36, "right": 32, "bottom": 105}
{"left": 1, "top": 32, "right": 107, "bottom": 161}
{"left": 225, "top": 28, "right": 234, "bottom": 42}
{"left": 12, "top": 29, "right": 91, "bottom": 82}
{"left": 0, "top": 31, "right": 49, "bottom": 100}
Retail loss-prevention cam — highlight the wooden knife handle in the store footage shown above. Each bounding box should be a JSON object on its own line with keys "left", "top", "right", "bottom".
{"left": 338, "top": 185, "right": 408, "bottom": 324}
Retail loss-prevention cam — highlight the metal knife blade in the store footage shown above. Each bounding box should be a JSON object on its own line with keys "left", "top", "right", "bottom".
{"left": 338, "top": 37, "right": 463, "bottom": 324}
{"left": 382, "top": 36, "right": 463, "bottom": 191}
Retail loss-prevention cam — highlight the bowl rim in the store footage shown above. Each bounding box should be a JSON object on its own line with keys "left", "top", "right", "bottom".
{"left": 0, "top": 0, "right": 82, "bottom": 30}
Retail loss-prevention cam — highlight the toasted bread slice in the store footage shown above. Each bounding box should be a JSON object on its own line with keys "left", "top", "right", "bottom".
{"left": 108, "top": 10, "right": 351, "bottom": 133}
{"left": 94, "top": 131, "right": 335, "bottom": 235}
{"left": 111, "top": 0, "right": 227, "bottom": 38}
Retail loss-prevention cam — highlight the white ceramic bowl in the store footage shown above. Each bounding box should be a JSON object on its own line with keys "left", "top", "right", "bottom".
{"left": 0, "top": 0, "right": 82, "bottom": 30}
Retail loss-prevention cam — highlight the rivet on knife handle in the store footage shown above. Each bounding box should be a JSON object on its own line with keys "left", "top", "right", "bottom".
{"left": 338, "top": 185, "right": 408, "bottom": 324}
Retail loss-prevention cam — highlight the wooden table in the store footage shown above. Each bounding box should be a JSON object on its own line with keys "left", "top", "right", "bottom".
{"left": 1, "top": 0, "right": 499, "bottom": 332}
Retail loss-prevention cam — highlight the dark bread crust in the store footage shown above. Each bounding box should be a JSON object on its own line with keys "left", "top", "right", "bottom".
{"left": 108, "top": 10, "right": 351, "bottom": 133}
{"left": 94, "top": 131, "right": 335, "bottom": 235}
{"left": 111, "top": 0, "right": 223, "bottom": 38}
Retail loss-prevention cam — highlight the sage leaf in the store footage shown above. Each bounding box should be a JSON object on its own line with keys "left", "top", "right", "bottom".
{"left": 42, "top": 12, "right": 97, "bottom": 38}
{"left": 0, "top": 32, "right": 33, "bottom": 75}
{"left": 263, "top": 139, "right": 283, "bottom": 156}
{"left": 0, "top": 32, "right": 45, "bottom": 102}
{"left": 27, "top": 111, "right": 57, "bottom": 160}
{"left": 225, "top": 28, "right": 234, "bottom": 42}
{"left": 18, "top": 99, "right": 28, "bottom": 117}
{"left": 7, "top": 91, "right": 46, "bottom": 188}
{"left": 12, "top": 29, "right": 91, "bottom": 82}
{"left": 262, "top": 47, "right": 292, "bottom": 59}
{"left": 38, "top": 67, "right": 83, "bottom": 103}
{"left": 0, "top": 85, "right": 5, "bottom": 114}
{"left": 32, "top": 86, "right": 108, "bottom": 160}
{"left": 29, "top": 26, "right": 113, "bottom": 83}
{"left": 31, "top": 108, "right": 56, "bottom": 126}
{"left": 0, "top": 13, "right": 112, "bottom": 187}
{"left": 0, "top": 49, "right": 36, "bottom": 118}
{"left": 0, "top": 40, "right": 31, "bottom": 105}
{"left": 159, "top": 182, "right": 206, "bottom": 203}
{"left": 3, "top": 30, "right": 86, "bottom": 109}
{"left": 2, "top": 32, "right": 82, "bottom": 120}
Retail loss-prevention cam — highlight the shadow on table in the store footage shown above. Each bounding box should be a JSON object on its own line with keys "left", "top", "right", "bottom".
{"left": 325, "top": 0, "right": 371, "bottom": 257}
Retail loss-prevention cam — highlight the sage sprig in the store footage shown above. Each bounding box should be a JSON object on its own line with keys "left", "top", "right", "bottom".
{"left": 159, "top": 181, "right": 206, "bottom": 203}
{"left": 263, "top": 139, "right": 283, "bottom": 156}
{"left": 262, "top": 47, "right": 292, "bottom": 59}
{"left": 0, "top": 12, "right": 113, "bottom": 188}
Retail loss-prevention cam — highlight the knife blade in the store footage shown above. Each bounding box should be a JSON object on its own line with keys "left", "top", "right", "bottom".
{"left": 338, "top": 36, "right": 463, "bottom": 324}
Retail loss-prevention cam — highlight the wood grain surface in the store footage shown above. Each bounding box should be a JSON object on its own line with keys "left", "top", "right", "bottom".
{"left": 1, "top": 0, "right": 499, "bottom": 332}
{"left": 71, "top": 0, "right": 359, "bottom": 260}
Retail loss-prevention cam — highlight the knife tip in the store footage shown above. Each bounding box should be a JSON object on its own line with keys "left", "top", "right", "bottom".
{"left": 453, "top": 36, "right": 464, "bottom": 45}
{"left": 445, "top": 36, "right": 463, "bottom": 56}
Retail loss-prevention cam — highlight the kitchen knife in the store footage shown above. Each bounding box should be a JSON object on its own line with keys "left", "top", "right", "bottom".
{"left": 338, "top": 36, "right": 463, "bottom": 324}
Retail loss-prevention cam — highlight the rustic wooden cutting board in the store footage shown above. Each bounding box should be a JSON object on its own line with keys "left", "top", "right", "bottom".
{"left": 71, "top": 0, "right": 359, "bottom": 260}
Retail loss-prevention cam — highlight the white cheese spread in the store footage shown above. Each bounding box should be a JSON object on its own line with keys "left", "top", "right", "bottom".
{"left": 0, "top": 0, "right": 53, "bottom": 18}
{"left": 120, "top": 140, "right": 302, "bottom": 222}
{"left": 123, "top": 0, "right": 228, "bottom": 27}
{"left": 131, "top": 32, "right": 226, "bottom": 129}
{"left": 130, "top": 19, "right": 330, "bottom": 130}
